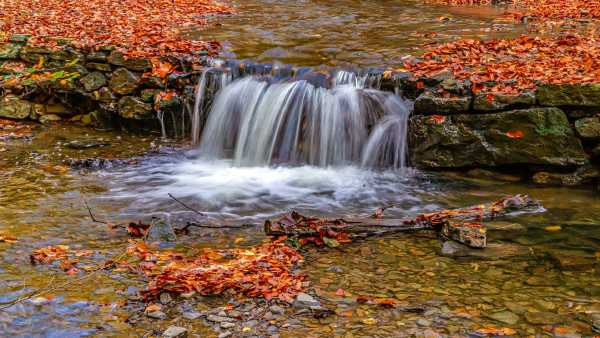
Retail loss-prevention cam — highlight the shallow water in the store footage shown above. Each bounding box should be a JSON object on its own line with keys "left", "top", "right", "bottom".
{"left": 1, "top": 125, "right": 599, "bottom": 337}
{"left": 195, "top": 0, "right": 521, "bottom": 67}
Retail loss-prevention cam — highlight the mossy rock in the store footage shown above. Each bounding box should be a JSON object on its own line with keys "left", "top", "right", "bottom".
{"left": 473, "top": 91, "right": 535, "bottom": 111}
{"left": 410, "top": 107, "right": 588, "bottom": 168}
{"left": 574, "top": 117, "right": 600, "bottom": 139}
{"left": 107, "top": 51, "right": 152, "bottom": 72}
{"left": 0, "top": 96, "right": 32, "bottom": 119}
{"left": 80, "top": 72, "right": 108, "bottom": 92}
{"left": 86, "top": 62, "right": 112, "bottom": 72}
{"left": 109, "top": 68, "right": 140, "bottom": 95}
{"left": 537, "top": 83, "right": 600, "bottom": 107}
{"left": 118, "top": 96, "right": 153, "bottom": 119}
{"left": 413, "top": 90, "right": 471, "bottom": 115}
{"left": 0, "top": 43, "right": 23, "bottom": 60}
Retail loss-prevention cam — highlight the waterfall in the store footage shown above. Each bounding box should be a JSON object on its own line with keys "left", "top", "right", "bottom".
{"left": 195, "top": 69, "right": 411, "bottom": 169}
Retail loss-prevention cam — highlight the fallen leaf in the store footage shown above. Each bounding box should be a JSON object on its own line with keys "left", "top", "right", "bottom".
{"left": 505, "top": 130, "right": 525, "bottom": 139}
{"left": 544, "top": 225, "right": 562, "bottom": 232}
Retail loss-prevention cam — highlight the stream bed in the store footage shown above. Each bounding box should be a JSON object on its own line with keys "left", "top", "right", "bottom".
{"left": 1, "top": 125, "right": 599, "bottom": 337}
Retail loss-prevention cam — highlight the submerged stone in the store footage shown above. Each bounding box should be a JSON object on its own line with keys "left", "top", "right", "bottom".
{"left": 440, "top": 241, "right": 530, "bottom": 260}
{"left": 162, "top": 326, "right": 187, "bottom": 338}
{"left": 410, "top": 108, "right": 588, "bottom": 168}
{"left": 537, "top": 83, "right": 600, "bottom": 107}
{"left": 0, "top": 96, "right": 32, "bottom": 119}
{"left": 524, "top": 311, "right": 562, "bottom": 325}
{"left": 486, "top": 310, "right": 519, "bottom": 325}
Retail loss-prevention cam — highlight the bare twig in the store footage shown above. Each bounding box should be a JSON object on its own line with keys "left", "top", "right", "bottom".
{"left": 168, "top": 193, "right": 206, "bottom": 216}
{"left": 83, "top": 198, "right": 108, "bottom": 224}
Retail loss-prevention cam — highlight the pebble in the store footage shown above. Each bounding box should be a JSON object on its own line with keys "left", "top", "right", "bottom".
{"left": 162, "top": 326, "right": 187, "bottom": 338}
{"left": 270, "top": 305, "right": 285, "bottom": 315}
{"left": 487, "top": 310, "right": 519, "bottom": 325}
{"left": 220, "top": 322, "right": 236, "bottom": 329}
{"left": 182, "top": 311, "right": 202, "bottom": 320}
{"left": 416, "top": 319, "right": 431, "bottom": 327}
{"left": 294, "top": 292, "right": 321, "bottom": 308}
{"left": 147, "top": 311, "right": 167, "bottom": 320}
{"left": 217, "top": 332, "right": 232, "bottom": 338}
{"left": 207, "top": 314, "right": 235, "bottom": 323}
{"left": 160, "top": 293, "right": 172, "bottom": 304}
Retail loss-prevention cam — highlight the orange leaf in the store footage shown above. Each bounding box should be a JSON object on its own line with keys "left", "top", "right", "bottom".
{"left": 505, "top": 130, "right": 524, "bottom": 139}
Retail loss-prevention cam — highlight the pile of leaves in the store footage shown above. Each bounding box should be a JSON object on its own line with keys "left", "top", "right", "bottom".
{"left": 130, "top": 239, "right": 305, "bottom": 302}
{"left": 30, "top": 245, "right": 94, "bottom": 274}
{"left": 406, "top": 33, "right": 600, "bottom": 93}
{"left": 0, "top": 0, "right": 232, "bottom": 58}
{"left": 508, "top": 0, "right": 600, "bottom": 21}
{"left": 265, "top": 211, "right": 353, "bottom": 248}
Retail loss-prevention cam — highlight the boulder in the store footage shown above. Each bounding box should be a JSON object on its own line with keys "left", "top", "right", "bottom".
{"left": 107, "top": 51, "right": 152, "bottom": 72}
{"left": 80, "top": 72, "right": 107, "bottom": 92}
{"left": 574, "top": 117, "right": 600, "bottom": 139}
{"left": 0, "top": 97, "right": 32, "bottom": 119}
{"left": 118, "top": 96, "right": 153, "bottom": 119}
{"left": 473, "top": 91, "right": 535, "bottom": 111}
{"left": 533, "top": 165, "right": 599, "bottom": 186}
{"left": 110, "top": 68, "right": 140, "bottom": 95}
{"left": 413, "top": 90, "right": 471, "bottom": 115}
{"left": 537, "top": 83, "right": 600, "bottom": 107}
{"left": 410, "top": 108, "right": 588, "bottom": 168}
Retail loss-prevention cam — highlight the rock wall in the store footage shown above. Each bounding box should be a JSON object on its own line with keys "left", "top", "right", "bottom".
{"left": 379, "top": 73, "right": 600, "bottom": 188}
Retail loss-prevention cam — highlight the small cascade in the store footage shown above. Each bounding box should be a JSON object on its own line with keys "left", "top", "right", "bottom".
{"left": 195, "top": 68, "right": 412, "bottom": 169}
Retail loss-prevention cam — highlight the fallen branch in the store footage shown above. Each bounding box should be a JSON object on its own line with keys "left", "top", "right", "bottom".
{"left": 264, "top": 195, "right": 541, "bottom": 248}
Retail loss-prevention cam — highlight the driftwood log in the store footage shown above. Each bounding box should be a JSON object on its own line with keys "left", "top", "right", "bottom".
{"left": 264, "top": 195, "right": 542, "bottom": 248}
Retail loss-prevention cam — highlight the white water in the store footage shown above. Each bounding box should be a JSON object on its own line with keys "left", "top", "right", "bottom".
{"left": 196, "top": 70, "right": 411, "bottom": 168}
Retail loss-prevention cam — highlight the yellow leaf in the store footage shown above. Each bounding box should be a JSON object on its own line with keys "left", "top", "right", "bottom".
{"left": 544, "top": 225, "right": 562, "bottom": 232}
{"left": 362, "top": 318, "right": 377, "bottom": 325}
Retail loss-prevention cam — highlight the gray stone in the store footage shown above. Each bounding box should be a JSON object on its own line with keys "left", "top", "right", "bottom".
{"left": 537, "top": 83, "right": 600, "bottom": 107}
{"left": 110, "top": 68, "right": 140, "bottom": 95}
{"left": 575, "top": 117, "right": 600, "bottom": 139}
{"left": 474, "top": 91, "right": 535, "bottom": 111}
{"left": 182, "top": 311, "right": 201, "bottom": 320}
{"left": 218, "top": 332, "right": 232, "bottom": 338}
{"left": 80, "top": 72, "right": 107, "bottom": 91}
{"left": 86, "top": 62, "right": 112, "bottom": 72}
{"left": 0, "top": 96, "right": 32, "bottom": 119}
{"left": 486, "top": 310, "right": 519, "bottom": 325}
{"left": 293, "top": 292, "right": 321, "bottom": 308}
{"left": 162, "top": 326, "right": 187, "bottom": 338}
{"left": 220, "top": 322, "right": 236, "bottom": 329}
{"left": 206, "top": 314, "right": 234, "bottom": 323}
{"left": 147, "top": 310, "right": 167, "bottom": 320}
{"left": 269, "top": 305, "right": 285, "bottom": 315}
{"left": 410, "top": 108, "right": 588, "bottom": 168}
{"left": 39, "top": 114, "right": 62, "bottom": 125}
{"left": 86, "top": 52, "right": 108, "bottom": 62}
{"left": 414, "top": 91, "right": 471, "bottom": 115}
{"left": 524, "top": 311, "right": 562, "bottom": 325}
{"left": 118, "top": 96, "right": 153, "bottom": 120}
{"left": 0, "top": 43, "right": 22, "bottom": 59}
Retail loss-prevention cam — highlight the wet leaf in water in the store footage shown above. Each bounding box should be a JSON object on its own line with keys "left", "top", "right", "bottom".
{"left": 544, "top": 225, "right": 562, "bottom": 232}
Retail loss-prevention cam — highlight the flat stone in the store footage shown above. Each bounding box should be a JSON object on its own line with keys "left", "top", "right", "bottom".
{"left": 162, "top": 326, "right": 187, "bottom": 338}
{"left": 269, "top": 305, "right": 285, "bottom": 314}
{"left": 206, "top": 314, "right": 235, "bottom": 323}
{"left": 575, "top": 117, "right": 600, "bottom": 139}
{"left": 86, "top": 51, "right": 108, "bottom": 62}
{"left": 86, "top": 62, "right": 112, "bottom": 72}
{"left": 537, "top": 83, "right": 600, "bottom": 107}
{"left": 294, "top": 292, "right": 321, "bottom": 308}
{"left": 147, "top": 311, "right": 167, "bottom": 320}
{"left": 441, "top": 241, "right": 530, "bottom": 260}
{"left": 414, "top": 91, "right": 471, "bottom": 115}
{"left": 182, "top": 311, "right": 202, "bottom": 320}
{"left": 486, "top": 310, "right": 519, "bottom": 325}
{"left": 118, "top": 96, "right": 153, "bottom": 120}
{"left": 524, "top": 311, "right": 562, "bottom": 325}
{"left": 39, "top": 114, "right": 62, "bottom": 125}
{"left": 410, "top": 108, "right": 588, "bottom": 168}
{"left": 474, "top": 91, "right": 536, "bottom": 111}
{"left": 220, "top": 322, "right": 236, "bottom": 329}
{"left": 108, "top": 51, "right": 152, "bottom": 72}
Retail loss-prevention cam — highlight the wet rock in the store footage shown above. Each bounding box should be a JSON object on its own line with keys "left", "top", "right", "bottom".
{"left": 413, "top": 90, "right": 471, "bottom": 115}
{"left": 473, "top": 91, "right": 535, "bottom": 111}
{"left": 108, "top": 51, "right": 152, "bottom": 72}
{"left": 0, "top": 43, "right": 22, "bottom": 59}
{"left": 65, "top": 139, "right": 110, "bottom": 149}
{"left": 486, "top": 310, "right": 519, "bottom": 325}
{"left": 440, "top": 241, "right": 530, "bottom": 260}
{"left": 269, "top": 305, "right": 285, "bottom": 315}
{"left": 207, "top": 315, "right": 235, "bottom": 323}
{"left": 524, "top": 311, "right": 562, "bottom": 325}
{"left": 410, "top": 108, "right": 588, "bottom": 168}
{"left": 110, "top": 68, "right": 140, "bottom": 95}
{"left": 86, "top": 62, "right": 112, "bottom": 72}
{"left": 39, "top": 114, "right": 62, "bottom": 124}
{"left": 146, "top": 218, "right": 177, "bottom": 244}
{"left": 182, "top": 311, "right": 202, "bottom": 320}
{"left": 547, "top": 249, "right": 597, "bottom": 271}
{"left": 80, "top": 71, "right": 107, "bottom": 92}
{"left": 118, "top": 96, "right": 153, "bottom": 119}
{"left": 525, "top": 276, "right": 561, "bottom": 287}
{"left": 163, "top": 326, "right": 187, "bottom": 338}
{"left": 575, "top": 117, "right": 600, "bottom": 139}
{"left": 93, "top": 87, "right": 117, "bottom": 102}
{"left": 537, "top": 83, "right": 600, "bottom": 107}
{"left": 0, "top": 96, "right": 32, "bottom": 119}
{"left": 294, "top": 292, "right": 321, "bottom": 308}
{"left": 87, "top": 51, "right": 108, "bottom": 62}
{"left": 532, "top": 172, "right": 567, "bottom": 186}
{"left": 533, "top": 166, "right": 599, "bottom": 186}
{"left": 465, "top": 168, "right": 522, "bottom": 182}
{"left": 147, "top": 310, "right": 167, "bottom": 320}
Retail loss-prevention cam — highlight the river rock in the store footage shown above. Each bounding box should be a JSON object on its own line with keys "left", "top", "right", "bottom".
{"left": 110, "top": 68, "right": 140, "bottom": 95}
{"left": 524, "top": 311, "right": 562, "bottom": 325}
{"left": 0, "top": 96, "right": 32, "bottom": 119}
{"left": 163, "top": 326, "right": 187, "bottom": 338}
{"left": 39, "top": 114, "right": 62, "bottom": 124}
{"left": 574, "top": 117, "right": 600, "bottom": 139}
{"left": 537, "top": 83, "right": 600, "bottom": 107}
{"left": 118, "top": 96, "right": 153, "bottom": 119}
{"left": 413, "top": 90, "right": 471, "bottom": 115}
{"left": 80, "top": 71, "right": 107, "bottom": 92}
{"left": 486, "top": 310, "right": 519, "bottom": 325}
{"left": 207, "top": 315, "right": 235, "bottom": 323}
{"left": 294, "top": 292, "right": 321, "bottom": 308}
{"left": 473, "top": 91, "right": 535, "bottom": 111}
{"left": 410, "top": 108, "right": 588, "bottom": 168}
{"left": 440, "top": 241, "right": 530, "bottom": 260}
